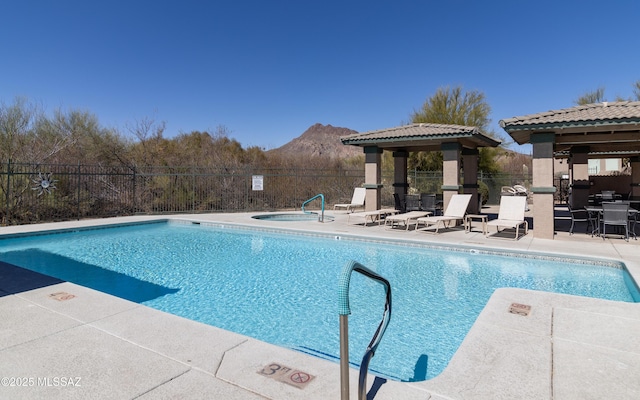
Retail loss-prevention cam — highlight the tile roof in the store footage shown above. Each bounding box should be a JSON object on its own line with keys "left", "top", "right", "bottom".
{"left": 340, "top": 123, "right": 500, "bottom": 150}
{"left": 499, "top": 101, "right": 640, "bottom": 153}
{"left": 500, "top": 101, "right": 640, "bottom": 129}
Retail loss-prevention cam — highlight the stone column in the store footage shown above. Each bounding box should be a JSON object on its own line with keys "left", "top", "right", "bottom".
{"left": 569, "top": 146, "right": 590, "bottom": 209}
{"left": 393, "top": 150, "right": 409, "bottom": 202}
{"left": 441, "top": 142, "right": 461, "bottom": 211}
{"left": 462, "top": 147, "right": 479, "bottom": 214}
{"left": 363, "top": 146, "right": 383, "bottom": 211}
{"left": 531, "top": 133, "right": 555, "bottom": 239}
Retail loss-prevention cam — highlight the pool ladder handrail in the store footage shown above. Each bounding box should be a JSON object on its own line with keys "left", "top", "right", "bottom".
{"left": 338, "top": 260, "right": 392, "bottom": 400}
{"left": 301, "top": 193, "right": 325, "bottom": 222}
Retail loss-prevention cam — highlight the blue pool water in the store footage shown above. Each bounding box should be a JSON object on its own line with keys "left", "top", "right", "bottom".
{"left": 0, "top": 221, "right": 637, "bottom": 381}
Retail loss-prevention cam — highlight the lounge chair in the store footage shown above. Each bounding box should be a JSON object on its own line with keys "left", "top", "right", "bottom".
{"left": 501, "top": 186, "right": 516, "bottom": 196}
{"left": 333, "top": 187, "right": 366, "bottom": 212}
{"left": 486, "top": 196, "right": 528, "bottom": 240}
{"left": 414, "top": 194, "right": 472, "bottom": 233}
{"left": 513, "top": 185, "right": 528, "bottom": 196}
{"left": 513, "top": 185, "right": 530, "bottom": 211}
{"left": 385, "top": 211, "right": 431, "bottom": 230}
{"left": 348, "top": 209, "right": 398, "bottom": 227}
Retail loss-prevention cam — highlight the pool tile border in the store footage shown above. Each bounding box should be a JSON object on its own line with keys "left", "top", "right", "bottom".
{"left": 170, "top": 219, "right": 626, "bottom": 270}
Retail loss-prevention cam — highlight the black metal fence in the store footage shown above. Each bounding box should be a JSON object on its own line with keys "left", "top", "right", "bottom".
{"left": 1, "top": 161, "right": 542, "bottom": 226}
{"left": 1, "top": 161, "right": 368, "bottom": 225}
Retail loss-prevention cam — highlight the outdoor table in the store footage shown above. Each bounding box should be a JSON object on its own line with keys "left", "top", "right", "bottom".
{"left": 465, "top": 214, "right": 488, "bottom": 235}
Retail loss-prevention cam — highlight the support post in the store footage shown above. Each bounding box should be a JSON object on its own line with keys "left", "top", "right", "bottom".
{"left": 392, "top": 150, "right": 409, "bottom": 201}
{"left": 363, "top": 147, "right": 383, "bottom": 211}
{"left": 630, "top": 156, "right": 640, "bottom": 200}
{"left": 441, "top": 142, "right": 461, "bottom": 211}
{"left": 569, "top": 146, "right": 590, "bottom": 209}
{"left": 462, "top": 147, "right": 479, "bottom": 214}
{"left": 531, "top": 133, "right": 556, "bottom": 239}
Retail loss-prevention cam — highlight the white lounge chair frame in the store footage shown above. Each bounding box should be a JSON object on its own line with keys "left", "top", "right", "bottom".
{"left": 486, "top": 196, "right": 528, "bottom": 240}
{"left": 333, "top": 187, "right": 366, "bottom": 212}
{"left": 385, "top": 211, "right": 431, "bottom": 230}
{"left": 414, "top": 194, "right": 472, "bottom": 233}
{"left": 347, "top": 209, "right": 398, "bottom": 227}
{"left": 501, "top": 186, "right": 517, "bottom": 195}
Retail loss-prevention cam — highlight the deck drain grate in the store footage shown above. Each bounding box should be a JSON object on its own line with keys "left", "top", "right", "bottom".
{"left": 258, "top": 362, "right": 315, "bottom": 389}
{"left": 508, "top": 302, "right": 531, "bottom": 316}
{"left": 49, "top": 292, "right": 76, "bottom": 301}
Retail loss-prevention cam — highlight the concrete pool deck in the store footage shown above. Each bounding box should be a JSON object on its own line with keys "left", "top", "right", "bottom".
{"left": 1, "top": 209, "right": 639, "bottom": 399}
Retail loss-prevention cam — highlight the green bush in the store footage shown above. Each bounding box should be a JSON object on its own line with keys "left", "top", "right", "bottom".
{"left": 478, "top": 181, "right": 489, "bottom": 205}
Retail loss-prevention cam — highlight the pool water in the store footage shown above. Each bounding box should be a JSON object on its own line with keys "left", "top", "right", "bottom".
{"left": 0, "top": 221, "right": 637, "bottom": 381}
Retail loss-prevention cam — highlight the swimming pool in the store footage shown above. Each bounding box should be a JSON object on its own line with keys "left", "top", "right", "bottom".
{"left": 0, "top": 220, "right": 637, "bottom": 382}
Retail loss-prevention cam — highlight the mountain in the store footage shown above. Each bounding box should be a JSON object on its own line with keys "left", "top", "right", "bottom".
{"left": 269, "top": 123, "right": 363, "bottom": 159}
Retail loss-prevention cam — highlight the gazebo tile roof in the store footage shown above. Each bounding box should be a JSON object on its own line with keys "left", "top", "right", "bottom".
{"left": 500, "top": 101, "right": 640, "bottom": 155}
{"left": 341, "top": 123, "right": 478, "bottom": 140}
{"left": 340, "top": 123, "right": 500, "bottom": 150}
{"left": 500, "top": 101, "right": 640, "bottom": 128}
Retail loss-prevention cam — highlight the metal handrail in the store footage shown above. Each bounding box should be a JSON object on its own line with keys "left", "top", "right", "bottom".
{"left": 302, "top": 193, "right": 325, "bottom": 222}
{"left": 338, "top": 260, "right": 392, "bottom": 400}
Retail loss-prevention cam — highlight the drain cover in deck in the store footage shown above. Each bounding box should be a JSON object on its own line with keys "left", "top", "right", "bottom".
{"left": 508, "top": 303, "right": 531, "bottom": 316}
{"left": 49, "top": 292, "right": 76, "bottom": 301}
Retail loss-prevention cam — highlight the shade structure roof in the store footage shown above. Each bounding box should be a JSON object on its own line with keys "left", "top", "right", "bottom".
{"left": 500, "top": 101, "right": 640, "bottom": 157}
{"left": 340, "top": 123, "right": 500, "bottom": 152}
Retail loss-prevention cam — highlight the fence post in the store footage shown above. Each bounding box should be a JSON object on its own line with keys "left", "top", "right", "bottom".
{"left": 5, "top": 159, "right": 11, "bottom": 224}
{"left": 77, "top": 162, "right": 81, "bottom": 220}
{"left": 132, "top": 166, "right": 137, "bottom": 213}
{"left": 192, "top": 166, "right": 195, "bottom": 212}
{"left": 245, "top": 167, "right": 250, "bottom": 212}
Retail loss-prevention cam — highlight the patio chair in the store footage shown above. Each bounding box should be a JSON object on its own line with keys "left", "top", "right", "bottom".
{"left": 385, "top": 211, "right": 431, "bottom": 230}
{"left": 486, "top": 196, "right": 528, "bottom": 240}
{"left": 414, "top": 194, "right": 472, "bottom": 233}
{"left": 405, "top": 194, "right": 421, "bottom": 211}
{"left": 601, "top": 202, "right": 629, "bottom": 241}
{"left": 333, "top": 187, "right": 366, "bottom": 212}
{"left": 567, "top": 204, "right": 590, "bottom": 235}
{"left": 420, "top": 193, "right": 441, "bottom": 216}
{"left": 628, "top": 203, "right": 638, "bottom": 239}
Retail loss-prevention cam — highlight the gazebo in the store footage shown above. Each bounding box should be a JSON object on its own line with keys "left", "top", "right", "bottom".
{"left": 341, "top": 123, "right": 501, "bottom": 215}
{"left": 500, "top": 101, "right": 640, "bottom": 239}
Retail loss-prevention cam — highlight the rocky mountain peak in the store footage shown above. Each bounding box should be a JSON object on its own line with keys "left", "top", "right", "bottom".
{"left": 270, "top": 123, "right": 362, "bottom": 159}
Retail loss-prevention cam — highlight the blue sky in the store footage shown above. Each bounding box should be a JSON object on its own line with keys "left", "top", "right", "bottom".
{"left": 2, "top": 1, "right": 639, "bottom": 153}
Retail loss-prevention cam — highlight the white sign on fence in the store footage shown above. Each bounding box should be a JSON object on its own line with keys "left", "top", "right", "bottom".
{"left": 252, "top": 175, "right": 264, "bottom": 191}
